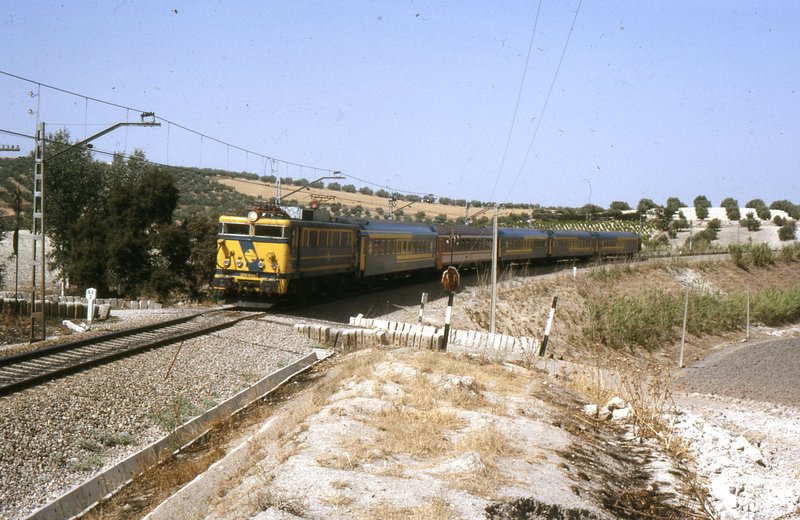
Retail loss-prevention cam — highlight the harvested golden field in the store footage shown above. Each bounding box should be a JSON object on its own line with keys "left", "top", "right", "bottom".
{"left": 215, "top": 177, "right": 520, "bottom": 221}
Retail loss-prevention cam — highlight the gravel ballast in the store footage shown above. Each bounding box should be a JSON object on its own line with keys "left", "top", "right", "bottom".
{"left": 0, "top": 311, "right": 320, "bottom": 519}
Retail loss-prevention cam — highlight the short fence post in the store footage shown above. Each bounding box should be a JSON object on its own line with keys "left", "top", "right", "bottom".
{"left": 538, "top": 296, "right": 558, "bottom": 357}
{"left": 418, "top": 292, "right": 428, "bottom": 324}
{"left": 442, "top": 292, "right": 454, "bottom": 351}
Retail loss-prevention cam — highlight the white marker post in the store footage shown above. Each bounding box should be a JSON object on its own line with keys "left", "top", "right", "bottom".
{"left": 538, "top": 296, "right": 558, "bottom": 357}
{"left": 86, "top": 287, "right": 97, "bottom": 324}
{"left": 418, "top": 292, "right": 428, "bottom": 324}
{"left": 441, "top": 267, "right": 460, "bottom": 351}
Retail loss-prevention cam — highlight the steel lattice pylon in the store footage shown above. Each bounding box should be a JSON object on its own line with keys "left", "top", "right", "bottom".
{"left": 30, "top": 122, "right": 46, "bottom": 341}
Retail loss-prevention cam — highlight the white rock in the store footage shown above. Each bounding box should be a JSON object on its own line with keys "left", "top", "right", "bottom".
{"left": 583, "top": 404, "right": 598, "bottom": 416}
{"left": 611, "top": 407, "right": 632, "bottom": 421}
{"left": 605, "top": 396, "right": 625, "bottom": 410}
{"left": 710, "top": 476, "right": 738, "bottom": 511}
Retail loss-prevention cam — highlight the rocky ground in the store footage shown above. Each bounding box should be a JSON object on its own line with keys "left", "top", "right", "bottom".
{"left": 0, "top": 313, "right": 320, "bottom": 519}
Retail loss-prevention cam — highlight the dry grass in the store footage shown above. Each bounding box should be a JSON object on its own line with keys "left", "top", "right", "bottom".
{"left": 456, "top": 422, "right": 520, "bottom": 458}
{"left": 448, "top": 422, "right": 523, "bottom": 498}
{"left": 317, "top": 437, "right": 383, "bottom": 470}
{"left": 329, "top": 479, "right": 350, "bottom": 489}
{"left": 357, "top": 498, "right": 453, "bottom": 520}
{"left": 319, "top": 492, "right": 354, "bottom": 507}
{"left": 371, "top": 403, "right": 465, "bottom": 458}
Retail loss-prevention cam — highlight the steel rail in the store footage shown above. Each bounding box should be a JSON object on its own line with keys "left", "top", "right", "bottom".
{"left": 0, "top": 310, "right": 263, "bottom": 397}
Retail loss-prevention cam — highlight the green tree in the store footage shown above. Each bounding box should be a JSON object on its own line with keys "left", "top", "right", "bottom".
{"left": 342, "top": 184, "right": 357, "bottom": 193}
{"left": 740, "top": 213, "right": 761, "bottom": 231}
{"left": 693, "top": 195, "right": 711, "bottom": 220}
{"left": 359, "top": 186, "right": 373, "bottom": 196}
{"left": 64, "top": 151, "right": 181, "bottom": 298}
{"left": 664, "top": 197, "right": 686, "bottom": 220}
{"left": 326, "top": 182, "right": 341, "bottom": 191}
{"left": 720, "top": 197, "right": 740, "bottom": 221}
{"left": 609, "top": 201, "right": 631, "bottom": 212}
{"left": 636, "top": 198, "right": 658, "bottom": 215}
{"left": 769, "top": 200, "right": 799, "bottom": 219}
{"left": 44, "top": 130, "right": 105, "bottom": 277}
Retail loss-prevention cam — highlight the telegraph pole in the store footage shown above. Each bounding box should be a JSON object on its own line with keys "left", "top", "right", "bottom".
{"left": 490, "top": 205, "right": 498, "bottom": 334}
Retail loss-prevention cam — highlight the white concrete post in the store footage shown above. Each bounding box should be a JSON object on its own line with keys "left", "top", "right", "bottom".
{"left": 85, "top": 287, "right": 96, "bottom": 323}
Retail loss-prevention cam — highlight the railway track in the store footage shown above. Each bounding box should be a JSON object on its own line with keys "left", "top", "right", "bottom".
{"left": 0, "top": 308, "right": 264, "bottom": 397}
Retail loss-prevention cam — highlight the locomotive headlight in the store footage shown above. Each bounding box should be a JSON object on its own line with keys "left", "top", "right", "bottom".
{"left": 223, "top": 259, "right": 231, "bottom": 267}
{"left": 271, "top": 261, "right": 278, "bottom": 270}
{"left": 247, "top": 211, "right": 259, "bottom": 222}
{"left": 235, "top": 259, "right": 243, "bottom": 268}
{"left": 257, "top": 261, "right": 265, "bottom": 270}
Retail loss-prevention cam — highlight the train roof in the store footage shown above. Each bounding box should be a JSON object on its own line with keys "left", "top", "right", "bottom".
{"left": 592, "top": 231, "right": 641, "bottom": 239}
{"left": 434, "top": 225, "right": 493, "bottom": 237}
{"left": 498, "top": 227, "right": 550, "bottom": 238}
{"left": 549, "top": 229, "right": 595, "bottom": 239}
{"left": 357, "top": 220, "right": 439, "bottom": 236}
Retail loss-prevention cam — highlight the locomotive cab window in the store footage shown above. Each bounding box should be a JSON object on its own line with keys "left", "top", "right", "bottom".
{"left": 220, "top": 223, "right": 250, "bottom": 236}
{"left": 254, "top": 225, "right": 287, "bottom": 238}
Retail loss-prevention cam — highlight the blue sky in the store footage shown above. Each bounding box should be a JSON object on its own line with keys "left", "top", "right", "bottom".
{"left": 1, "top": 1, "right": 798, "bottom": 208}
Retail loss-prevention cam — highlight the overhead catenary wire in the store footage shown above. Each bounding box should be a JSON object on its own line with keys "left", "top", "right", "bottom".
{"left": 1, "top": 70, "right": 464, "bottom": 205}
{"left": 504, "top": 0, "right": 583, "bottom": 202}
{"left": 489, "top": 0, "right": 543, "bottom": 202}
{"left": 0, "top": 69, "right": 339, "bottom": 176}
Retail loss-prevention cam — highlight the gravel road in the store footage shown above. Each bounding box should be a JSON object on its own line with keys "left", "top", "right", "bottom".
{"left": 676, "top": 337, "right": 800, "bottom": 407}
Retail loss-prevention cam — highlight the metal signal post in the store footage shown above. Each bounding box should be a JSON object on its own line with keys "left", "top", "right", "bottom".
{"left": 29, "top": 115, "right": 160, "bottom": 342}
{"left": 30, "top": 122, "right": 46, "bottom": 341}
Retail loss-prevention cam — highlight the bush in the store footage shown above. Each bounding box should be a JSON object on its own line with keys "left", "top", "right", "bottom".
{"left": 779, "top": 244, "right": 797, "bottom": 263}
{"left": 583, "top": 291, "right": 679, "bottom": 350}
{"left": 729, "top": 243, "right": 773, "bottom": 268}
{"left": 773, "top": 215, "right": 785, "bottom": 226}
{"left": 694, "top": 228, "right": 717, "bottom": 242}
{"left": 359, "top": 187, "right": 374, "bottom": 196}
{"left": 749, "top": 243, "right": 774, "bottom": 267}
{"left": 752, "top": 288, "right": 800, "bottom": 326}
{"left": 686, "top": 292, "right": 744, "bottom": 335}
{"left": 740, "top": 213, "right": 760, "bottom": 231}
{"left": 778, "top": 221, "right": 797, "bottom": 241}
{"left": 728, "top": 244, "right": 745, "bottom": 268}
